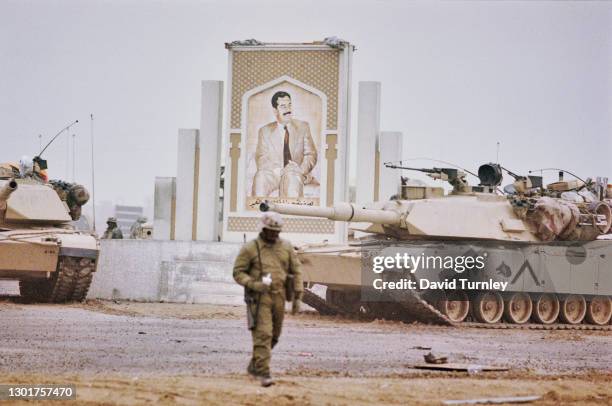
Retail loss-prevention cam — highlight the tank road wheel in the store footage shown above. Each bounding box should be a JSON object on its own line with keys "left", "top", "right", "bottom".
{"left": 532, "top": 294, "right": 560, "bottom": 324}
{"left": 437, "top": 291, "right": 470, "bottom": 323}
{"left": 503, "top": 292, "right": 533, "bottom": 324}
{"left": 559, "top": 295, "right": 587, "bottom": 324}
{"left": 585, "top": 296, "right": 612, "bottom": 325}
{"left": 472, "top": 292, "right": 504, "bottom": 324}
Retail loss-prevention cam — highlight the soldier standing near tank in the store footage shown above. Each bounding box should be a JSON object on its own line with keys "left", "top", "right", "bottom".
{"left": 232, "top": 212, "right": 303, "bottom": 387}
{"left": 102, "top": 217, "right": 123, "bottom": 239}
{"left": 129, "top": 216, "right": 148, "bottom": 239}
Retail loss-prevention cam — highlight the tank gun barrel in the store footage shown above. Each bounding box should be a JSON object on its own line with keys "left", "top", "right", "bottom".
{"left": 260, "top": 201, "right": 401, "bottom": 225}
{"left": 385, "top": 163, "right": 469, "bottom": 192}
{"left": 385, "top": 163, "right": 462, "bottom": 181}
{"left": 0, "top": 179, "right": 18, "bottom": 211}
{"left": 384, "top": 163, "right": 436, "bottom": 174}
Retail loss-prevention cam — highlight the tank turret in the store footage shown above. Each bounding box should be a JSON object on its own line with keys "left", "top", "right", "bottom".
{"left": 261, "top": 163, "right": 612, "bottom": 242}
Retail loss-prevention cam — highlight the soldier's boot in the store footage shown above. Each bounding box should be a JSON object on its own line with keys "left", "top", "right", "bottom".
{"left": 259, "top": 375, "right": 274, "bottom": 387}
{"left": 271, "top": 338, "right": 278, "bottom": 349}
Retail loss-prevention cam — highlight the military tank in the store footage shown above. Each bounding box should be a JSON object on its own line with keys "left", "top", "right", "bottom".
{"left": 261, "top": 163, "right": 612, "bottom": 328}
{"left": 0, "top": 158, "right": 99, "bottom": 302}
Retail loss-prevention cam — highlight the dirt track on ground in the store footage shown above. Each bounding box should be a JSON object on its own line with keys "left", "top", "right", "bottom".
{"left": 1, "top": 300, "right": 610, "bottom": 405}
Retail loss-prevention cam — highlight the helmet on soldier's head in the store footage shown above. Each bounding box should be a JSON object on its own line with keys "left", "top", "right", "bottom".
{"left": 107, "top": 217, "right": 117, "bottom": 224}
{"left": 260, "top": 212, "right": 283, "bottom": 232}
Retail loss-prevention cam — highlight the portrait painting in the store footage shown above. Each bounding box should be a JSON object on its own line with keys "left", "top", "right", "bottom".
{"left": 245, "top": 80, "right": 323, "bottom": 210}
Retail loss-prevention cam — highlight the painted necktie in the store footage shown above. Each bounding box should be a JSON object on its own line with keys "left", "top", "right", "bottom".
{"left": 283, "top": 125, "right": 292, "bottom": 167}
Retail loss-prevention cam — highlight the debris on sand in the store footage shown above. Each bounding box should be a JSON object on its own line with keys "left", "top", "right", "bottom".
{"left": 442, "top": 395, "right": 541, "bottom": 405}
{"left": 414, "top": 363, "right": 509, "bottom": 372}
{"left": 424, "top": 352, "right": 447, "bottom": 364}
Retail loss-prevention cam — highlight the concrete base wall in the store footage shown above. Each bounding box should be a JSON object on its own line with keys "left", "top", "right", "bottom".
{"left": 88, "top": 240, "right": 243, "bottom": 305}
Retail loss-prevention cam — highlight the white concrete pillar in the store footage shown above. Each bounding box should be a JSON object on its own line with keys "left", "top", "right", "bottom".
{"left": 379, "top": 131, "right": 403, "bottom": 201}
{"left": 355, "top": 81, "right": 381, "bottom": 205}
{"left": 175, "top": 129, "right": 199, "bottom": 240}
{"left": 153, "top": 177, "right": 175, "bottom": 240}
{"left": 197, "top": 80, "right": 224, "bottom": 241}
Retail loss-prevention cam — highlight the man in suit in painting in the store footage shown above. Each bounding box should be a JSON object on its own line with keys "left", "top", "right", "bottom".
{"left": 252, "top": 91, "right": 318, "bottom": 198}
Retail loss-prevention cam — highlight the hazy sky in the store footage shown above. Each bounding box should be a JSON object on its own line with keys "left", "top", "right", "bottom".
{"left": 1, "top": 1, "right": 611, "bottom": 215}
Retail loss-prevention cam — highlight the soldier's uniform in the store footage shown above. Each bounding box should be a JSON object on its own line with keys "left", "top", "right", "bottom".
{"left": 233, "top": 214, "right": 303, "bottom": 385}
{"left": 102, "top": 218, "right": 123, "bottom": 239}
{"left": 129, "top": 216, "right": 148, "bottom": 239}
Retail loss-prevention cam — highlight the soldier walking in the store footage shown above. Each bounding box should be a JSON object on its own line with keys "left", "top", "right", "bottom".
{"left": 102, "top": 217, "right": 123, "bottom": 239}
{"left": 232, "top": 212, "right": 303, "bottom": 387}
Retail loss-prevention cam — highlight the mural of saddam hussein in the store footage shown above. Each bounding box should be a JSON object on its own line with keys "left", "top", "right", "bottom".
{"left": 252, "top": 91, "right": 318, "bottom": 198}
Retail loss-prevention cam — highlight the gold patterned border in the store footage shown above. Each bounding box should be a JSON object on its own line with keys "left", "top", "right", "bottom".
{"left": 231, "top": 50, "right": 340, "bottom": 130}
{"left": 228, "top": 216, "right": 335, "bottom": 234}
{"left": 325, "top": 134, "right": 337, "bottom": 207}
{"left": 229, "top": 133, "right": 241, "bottom": 212}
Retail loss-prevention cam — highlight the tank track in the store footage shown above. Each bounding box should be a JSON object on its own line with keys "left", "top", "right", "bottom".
{"left": 303, "top": 287, "right": 453, "bottom": 325}
{"left": 19, "top": 256, "right": 95, "bottom": 303}
{"left": 462, "top": 322, "right": 610, "bottom": 331}
{"left": 304, "top": 288, "right": 611, "bottom": 331}
{"left": 303, "top": 289, "right": 352, "bottom": 317}
{"left": 385, "top": 289, "right": 454, "bottom": 326}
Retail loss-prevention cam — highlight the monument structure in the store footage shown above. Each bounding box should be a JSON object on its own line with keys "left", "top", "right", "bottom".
{"left": 221, "top": 39, "right": 355, "bottom": 243}
{"left": 152, "top": 39, "right": 404, "bottom": 244}
{"left": 153, "top": 176, "right": 176, "bottom": 240}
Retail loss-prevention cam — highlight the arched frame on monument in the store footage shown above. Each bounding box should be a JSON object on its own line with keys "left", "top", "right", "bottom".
{"left": 222, "top": 42, "right": 354, "bottom": 244}
{"left": 239, "top": 76, "right": 328, "bottom": 212}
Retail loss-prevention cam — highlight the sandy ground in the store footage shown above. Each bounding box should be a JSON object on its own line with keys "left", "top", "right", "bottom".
{"left": 0, "top": 300, "right": 610, "bottom": 405}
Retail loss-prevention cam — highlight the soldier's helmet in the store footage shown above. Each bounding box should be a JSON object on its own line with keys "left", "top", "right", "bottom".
{"left": 137, "top": 216, "right": 147, "bottom": 223}
{"left": 107, "top": 217, "right": 118, "bottom": 224}
{"left": 260, "top": 212, "right": 283, "bottom": 231}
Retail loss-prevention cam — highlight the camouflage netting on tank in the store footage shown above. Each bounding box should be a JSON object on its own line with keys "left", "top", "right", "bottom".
{"left": 524, "top": 197, "right": 580, "bottom": 241}
{"left": 50, "top": 180, "right": 90, "bottom": 221}
{"left": 518, "top": 197, "right": 612, "bottom": 241}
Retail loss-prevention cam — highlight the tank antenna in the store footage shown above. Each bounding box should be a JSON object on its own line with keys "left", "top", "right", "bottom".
{"left": 528, "top": 168, "right": 587, "bottom": 185}
{"left": 72, "top": 133, "right": 76, "bottom": 182}
{"left": 37, "top": 119, "right": 79, "bottom": 157}
{"left": 496, "top": 141, "right": 500, "bottom": 164}
{"left": 90, "top": 114, "right": 97, "bottom": 233}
